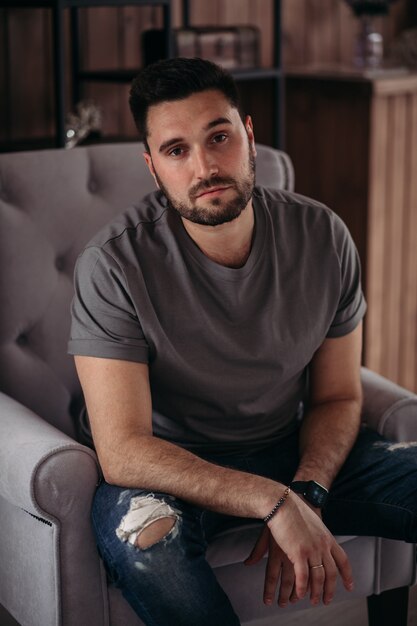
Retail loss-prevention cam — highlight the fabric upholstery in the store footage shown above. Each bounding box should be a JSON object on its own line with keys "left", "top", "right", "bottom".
{"left": 0, "top": 142, "right": 416, "bottom": 626}
{"left": 0, "top": 142, "right": 292, "bottom": 441}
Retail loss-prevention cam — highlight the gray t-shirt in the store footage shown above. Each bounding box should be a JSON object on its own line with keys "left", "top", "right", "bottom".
{"left": 68, "top": 186, "right": 366, "bottom": 455}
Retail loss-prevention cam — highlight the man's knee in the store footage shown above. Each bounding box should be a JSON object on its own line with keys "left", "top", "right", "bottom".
{"left": 135, "top": 517, "right": 176, "bottom": 549}
{"left": 116, "top": 493, "right": 180, "bottom": 548}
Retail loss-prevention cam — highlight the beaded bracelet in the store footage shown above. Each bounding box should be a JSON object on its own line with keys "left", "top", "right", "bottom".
{"left": 263, "top": 486, "right": 291, "bottom": 523}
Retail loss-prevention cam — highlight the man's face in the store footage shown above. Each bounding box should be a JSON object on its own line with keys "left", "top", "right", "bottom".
{"left": 143, "top": 89, "right": 257, "bottom": 227}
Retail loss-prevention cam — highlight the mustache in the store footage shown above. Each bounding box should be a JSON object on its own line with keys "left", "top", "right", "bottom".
{"left": 189, "top": 176, "right": 236, "bottom": 199}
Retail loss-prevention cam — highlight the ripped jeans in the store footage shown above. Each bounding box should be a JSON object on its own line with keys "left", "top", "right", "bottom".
{"left": 91, "top": 427, "right": 417, "bottom": 626}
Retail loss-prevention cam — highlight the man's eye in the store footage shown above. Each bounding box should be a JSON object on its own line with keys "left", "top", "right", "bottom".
{"left": 212, "top": 133, "right": 227, "bottom": 144}
{"left": 168, "top": 146, "right": 184, "bottom": 157}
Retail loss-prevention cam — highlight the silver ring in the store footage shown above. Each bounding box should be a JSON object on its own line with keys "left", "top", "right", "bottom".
{"left": 310, "top": 564, "right": 324, "bottom": 570}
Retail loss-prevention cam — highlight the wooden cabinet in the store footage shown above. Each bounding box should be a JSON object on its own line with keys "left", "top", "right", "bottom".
{"left": 286, "top": 67, "right": 417, "bottom": 392}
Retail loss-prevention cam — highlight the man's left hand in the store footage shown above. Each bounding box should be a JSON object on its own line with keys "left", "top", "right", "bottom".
{"left": 244, "top": 498, "right": 323, "bottom": 607}
{"left": 245, "top": 525, "right": 297, "bottom": 607}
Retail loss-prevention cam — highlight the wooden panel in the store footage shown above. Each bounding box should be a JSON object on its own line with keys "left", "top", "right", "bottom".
{"left": 248, "top": 0, "right": 273, "bottom": 68}
{"left": 282, "top": 0, "right": 409, "bottom": 68}
{"left": 338, "top": 2, "right": 359, "bottom": 65}
{"left": 188, "top": 0, "right": 219, "bottom": 26}
{"left": 285, "top": 77, "right": 370, "bottom": 265}
{"left": 119, "top": 5, "right": 162, "bottom": 136}
{"left": 82, "top": 7, "right": 120, "bottom": 70}
{"left": 382, "top": 0, "right": 408, "bottom": 44}
{"left": 238, "top": 80, "right": 274, "bottom": 146}
{"left": 0, "top": 0, "right": 411, "bottom": 144}
{"left": 305, "top": 0, "right": 340, "bottom": 64}
{"left": 287, "top": 71, "right": 417, "bottom": 392}
{"left": 0, "top": 10, "right": 9, "bottom": 142}
{"left": 219, "top": 0, "right": 250, "bottom": 24}
{"left": 366, "top": 95, "right": 389, "bottom": 374}
{"left": 80, "top": 7, "right": 120, "bottom": 136}
{"left": 282, "top": 0, "right": 307, "bottom": 66}
{"left": 399, "top": 92, "right": 417, "bottom": 390}
{"left": 381, "top": 94, "right": 407, "bottom": 383}
{"left": 171, "top": 0, "right": 182, "bottom": 29}
{"left": 120, "top": 6, "right": 156, "bottom": 69}
{"left": 8, "top": 8, "right": 53, "bottom": 139}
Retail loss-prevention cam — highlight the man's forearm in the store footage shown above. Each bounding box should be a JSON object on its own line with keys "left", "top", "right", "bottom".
{"left": 103, "top": 434, "right": 285, "bottom": 520}
{"left": 293, "top": 398, "right": 362, "bottom": 488}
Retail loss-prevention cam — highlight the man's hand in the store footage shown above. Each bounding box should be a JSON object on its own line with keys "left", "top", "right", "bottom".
{"left": 245, "top": 493, "right": 353, "bottom": 607}
{"left": 245, "top": 525, "right": 297, "bottom": 607}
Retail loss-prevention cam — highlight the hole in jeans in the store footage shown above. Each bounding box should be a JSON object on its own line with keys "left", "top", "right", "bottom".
{"left": 116, "top": 494, "right": 179, "bottom": 549}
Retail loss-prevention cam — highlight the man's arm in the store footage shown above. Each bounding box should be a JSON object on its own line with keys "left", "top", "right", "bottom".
{"left": 293, "top": 322, "right": 363, "bottom": 488}
{"left": 245, "top": 323, "right": 362, "bottom": 606}
{"left": 75, "top": 354, "right": 353, "bottom": 602}
{"left": 75, "top": 355, "right": 283, "bottom": 518}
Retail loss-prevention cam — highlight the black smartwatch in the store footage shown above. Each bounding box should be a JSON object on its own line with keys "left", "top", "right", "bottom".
{"left": 290, "top": 480, "right": 329, "bottom": 509}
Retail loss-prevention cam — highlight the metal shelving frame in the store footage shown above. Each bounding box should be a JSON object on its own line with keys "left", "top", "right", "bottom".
{"left": 1, "top": 0, "right": 282, "bottom": 148}
{"left": 0, "top": 0, "right": 172, "bottom": 147}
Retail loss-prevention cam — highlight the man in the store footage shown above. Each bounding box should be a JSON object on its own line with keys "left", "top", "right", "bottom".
{"left": 69, "top": 58, "right": 417, "bottom": 626}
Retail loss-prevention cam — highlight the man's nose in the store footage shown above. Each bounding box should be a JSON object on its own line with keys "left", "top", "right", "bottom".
{"left": 193, "top": 148, "right": 219, "bottom": 179}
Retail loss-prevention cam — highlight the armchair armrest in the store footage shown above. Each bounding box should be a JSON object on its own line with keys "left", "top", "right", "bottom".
{"left": 361, "top": 367, "right": 417, "bottom": 442}
{"left": 0, "top": 391, "right": 100, "bottom": 518}
{"left": 0, "top": 392, "right": 109, "bottom": 626}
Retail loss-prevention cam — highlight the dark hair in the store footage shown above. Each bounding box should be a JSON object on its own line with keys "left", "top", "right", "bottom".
{"left": 129, "top": 57, "right": 242, "bottom": 150}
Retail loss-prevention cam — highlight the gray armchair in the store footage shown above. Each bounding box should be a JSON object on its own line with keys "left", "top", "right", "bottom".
{"left": 0, "top": 143, "right": 415, "bottom": 626}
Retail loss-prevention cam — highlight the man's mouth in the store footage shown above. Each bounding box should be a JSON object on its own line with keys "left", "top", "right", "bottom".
{"left": 195, "top": 186, "right": 231, "bottom": 199}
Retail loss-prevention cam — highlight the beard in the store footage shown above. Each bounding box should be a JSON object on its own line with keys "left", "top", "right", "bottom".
{"left": 153, "top": 144, "right": 256, "bottom": 227}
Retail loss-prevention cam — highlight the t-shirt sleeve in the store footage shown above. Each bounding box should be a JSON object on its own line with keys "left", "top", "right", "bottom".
{"left": 68, "top": 246, "right": 149, "bottom": 363}
{"left": 326, "top": 213, "right": 367, "bottom": 338}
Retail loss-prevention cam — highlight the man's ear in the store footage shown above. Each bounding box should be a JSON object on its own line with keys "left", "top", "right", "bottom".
{"left": 143, "top": 151, "right": 160, "bottom": 189}
{"left": 245, "top": 115, "right": 257, "bottom": 158}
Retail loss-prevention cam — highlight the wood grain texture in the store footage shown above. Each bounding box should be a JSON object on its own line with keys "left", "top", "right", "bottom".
{"left": 285, "top": 76, "right": 370, "bottom": 265}
{"left": 305, "top": 0, "right": 339, "bottom": 64}
{"left": 282, "top": 0, "right": 307, "bottom": 66}
{"left": 0, "top": 0, "right": 410, "bottom": 143}
{"left": 0, "top": 10, "right": 9, "bottom": 141}
{"left": 248, "top": 0, "right": 273, "bottom": 68}
{"left": 366, "top": 95, "right": 389, "bottom": 374}
{"left": 121, "top": 5, "right": 156, "bottom": 69}
{"left": 399, "top": 92, "right": 417, "bottom": 390}
{"left": 187, "top": 0, "right": 219, "bottom": 26}
{"left": 219, "top": 0, "right": 250, "bottom": 24}
{"left": 382, "top": 93, "right": 407, "bottom": 382}
{"left": 7, "top": 8, "right": 53, "bottom": 139}
{"left": 81, "top": 7, "right": 122, "bottom": 136}
{"left": 338, "top": 2, "right": 357, "bottom": 65}
{"left": 287, "top": 71, "right": 417, "bottom": 392}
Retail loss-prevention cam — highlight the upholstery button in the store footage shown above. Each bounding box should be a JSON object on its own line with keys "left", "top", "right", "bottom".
{"left": 55, "top": 256, "right": 65, "bottom": 272}
{"left": 88, "top": 179, "right": 98, "bottom": 193}
{"left": 16, "top": 334, "right": 28, "bottom": 346}
{"left": 0, "top": 180, "right": 7, "bottom": 202}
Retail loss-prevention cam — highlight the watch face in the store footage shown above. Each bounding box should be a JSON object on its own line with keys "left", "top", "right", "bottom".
{"left": 291, "top": 481, "right": 328, "bottom": 508}
{"left": 307, "top": 482, "right": 328, "bottom": 507}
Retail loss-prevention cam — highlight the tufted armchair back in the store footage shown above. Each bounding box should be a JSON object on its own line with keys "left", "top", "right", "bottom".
{"left": 0, "top": 142, "right": 294, "bottom": 442}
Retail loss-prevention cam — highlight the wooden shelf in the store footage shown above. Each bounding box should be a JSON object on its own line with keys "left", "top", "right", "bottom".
{"left": 77, "top": 66, "right": 283, "bottom": 83}
{"left": 0, "top": 0, "right": 169, "bottom": 7}
{"left": 0, "top": 0, "right": 172, "bottom": 147}
{"left": 2, "top": 0, "right": 284, "bottom": 150}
